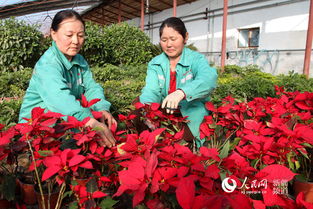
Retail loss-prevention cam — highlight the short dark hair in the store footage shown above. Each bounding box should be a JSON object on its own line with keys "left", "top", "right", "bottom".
{"left": 159, "top": 17, "right": 187, "bottom": 40}
{"left": 51, "top": 9, "right": 85, "bottom": 31}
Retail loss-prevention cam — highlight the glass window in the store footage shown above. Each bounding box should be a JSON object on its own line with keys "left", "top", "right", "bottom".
{"left": 238, "top": 28, "right": 260, "bottom": 48}
{"left": 250, "top": 29, "right": 259, "bottom": 47}
{"left": 238, "top": 29, "right": 249, "bottom": 47}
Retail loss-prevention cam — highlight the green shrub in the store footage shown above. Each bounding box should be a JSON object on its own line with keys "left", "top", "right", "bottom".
{"left": 0, "top": 99, "right": 22, "bottom": 126}
{"left": 276, "top": 71, "right": 313, "bottom": 92}
{"left": 212, "top": 65, "right": 278, "bottom": 105}
{"left": 102, "top": 23, "right": 154, "bottom": 65}
{"left": 81, "top": 22, "right": 155, "bottom": 66}
{"left": 211, "top": 65, "right": 313, "bottom": 105}
{"left": 92, "top": 64, "right": 147, "bottom": 115}
{"left": 80, "top": 22, "right": 108, "bottom": 67}
{"left": 0, "top": 68, "right": 32, "bottom": 98}
{"left": 0, "top": 18, "right": 46, "bottom": 72}
{"left": 222, "top": 64, "right": 261, "bottom": 76}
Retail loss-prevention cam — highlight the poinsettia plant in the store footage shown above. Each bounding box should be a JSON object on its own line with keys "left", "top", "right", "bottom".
{"left": 0, "top": 124, "right": 19, "bottom": 202}
{"left": 12, "top": 95, "right": 118, "bottom": 208}
{"left": 199, "top": 86, "right": 313, "bottom": 208}
{"left": 1, "top": 89, "right": 312, "bottom": 208}
{"left": 112, "top": 98, "right": 312, "bottom": 209}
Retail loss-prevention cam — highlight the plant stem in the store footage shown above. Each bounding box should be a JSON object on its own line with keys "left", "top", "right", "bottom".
{"left": 26, "top": 138, "right": 46, "bottom": 209}
{"left": 55, "top": 182, "right": 66, "bottom": 209}
{"left": 48, "top": 180, "right": 51, "bottom": 209}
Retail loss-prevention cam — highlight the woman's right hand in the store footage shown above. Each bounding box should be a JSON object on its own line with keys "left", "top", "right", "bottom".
{"left": 85, "top": 118, "right": 116, "bottom": 148}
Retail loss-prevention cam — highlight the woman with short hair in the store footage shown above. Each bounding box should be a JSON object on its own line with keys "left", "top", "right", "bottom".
{"left": 139, "top": 17, "right": 218, "bottom": 147}
{"left": 19, "top": 10, "right": 116, "bottom": 148}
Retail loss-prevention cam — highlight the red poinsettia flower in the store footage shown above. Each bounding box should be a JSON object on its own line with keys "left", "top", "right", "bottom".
{"left": 41, "top": 149, "right": 93, "bottom": 182}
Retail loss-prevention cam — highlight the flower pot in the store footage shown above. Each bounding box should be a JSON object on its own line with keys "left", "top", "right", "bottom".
{"left": 36, "top": 190, "right": 59, "bottom": 209}
{"left": 0, "top": 198, "right": 14, "bottom": 208}
{"left": 293, "top": 179, "right": 313, "bottom": 203}
{"left": 17, "top": 178, "right": 37, "bottom": 205}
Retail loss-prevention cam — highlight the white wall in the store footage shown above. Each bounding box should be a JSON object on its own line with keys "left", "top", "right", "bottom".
{"left": 127, "top": 0, "right": 312, "bottom": 77}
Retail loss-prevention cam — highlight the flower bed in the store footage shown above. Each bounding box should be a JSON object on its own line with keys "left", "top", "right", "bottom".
{"left": 0, "top": 86, "right": 313, "bottom": 209}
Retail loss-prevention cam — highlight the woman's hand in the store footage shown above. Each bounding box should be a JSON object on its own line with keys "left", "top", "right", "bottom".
{"left": 161, "top": 89, "right": 185, "bottom": 114}
{"left": 85, "top": 118, "right": 116, "bottom": 148}
{"left": 99, "top": 110, "right": 117, "bottom": 129}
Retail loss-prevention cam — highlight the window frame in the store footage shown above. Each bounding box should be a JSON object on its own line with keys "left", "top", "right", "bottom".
{"left": 237, "top": 27, "right": 260, "bottom": 48}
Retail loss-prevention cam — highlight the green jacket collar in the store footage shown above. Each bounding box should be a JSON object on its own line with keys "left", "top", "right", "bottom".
{"left": 152, "top": 47, "right": 190, "bottom": 68}
{"left": 51, "top": 41, "right": 86, "bottom": 70}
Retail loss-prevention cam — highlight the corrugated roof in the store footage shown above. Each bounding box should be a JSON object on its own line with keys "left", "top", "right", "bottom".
{"left": 82, "top": 0, "right": 197, "bottom": 25}
{"left": 0, "top": 0, "right": 197, "bottom": 25}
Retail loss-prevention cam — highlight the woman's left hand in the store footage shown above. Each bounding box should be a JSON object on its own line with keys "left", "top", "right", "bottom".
{"left": 162, "top": 89, "right": 185, "bottom": 114}
{"left": 99, "top": 110, "right": 117, "bottom": 129}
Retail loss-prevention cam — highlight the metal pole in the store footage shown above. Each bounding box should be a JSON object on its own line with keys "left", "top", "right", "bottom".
{"left": 141, "top": 0, "right": 144, "bottom": 31}
{"left": 118, "top": 0, "right": 121, "bottom": 23}
{"left": 173, "top": 0, "right": 177, "bottom": 17}
{"left": 304, "top": 0, "right": 313, "bottom": 78}
{"left": 221, "top": 0, "right": 228, "bottom": 73}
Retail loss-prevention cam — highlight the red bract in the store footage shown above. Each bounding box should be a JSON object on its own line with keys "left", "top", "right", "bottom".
{"left": 176, "top": 176, "right": 195, "bottom": 209}
{"left": 114, "top": 156, "right": 147, "bottom": 207}
{"left": 222, "top": 152, "right": 257, "bottom": 178}
{"left": 42, "top": 148, "right": 93, "bottom": 182}
{"left": 79, "top": 94, "right": 101, "bottom": 108}
{"left": 59, "top": 115, "right": 90, "bottom": 130}
{"left": 15, "top": 107, "right": 63, "bottom": 140}
{"left": 296, "top": 192, "right": 313, "bottom": 208}
{"left": 255, "top": 164, "right": 296, "bottom": 183}
{"left": 0, "top": 127, "right": 15, "bottom": 146}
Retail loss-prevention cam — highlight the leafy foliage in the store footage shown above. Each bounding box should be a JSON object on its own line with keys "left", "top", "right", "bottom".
{"left": 92, "top": 64, "right": 147, "bottom": 115}
{"left": 212, "top": 65, "right": 276, "bottom": 105}
{"left": 0, "top": 99, "right": 22, "bottom": 126}
{"left": 0, "top": 18, "right": 46, "bottom": 72}
{"left": 276, "top": 71, "right": 313, "bottom": 92}
{"left": 0, "top": 68, "right": 32, "bottom": 98}
{"left": 79, "top": 22, "right": 108, "bottom": 67}
{"left": 81, "top": 22, "right": 155, "bottom": 66}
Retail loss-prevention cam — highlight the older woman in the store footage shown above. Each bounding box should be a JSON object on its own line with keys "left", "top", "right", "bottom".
{"left": 139, "top": 17, "right": 218, "bottom": 147}
{"left": 18, "top": 10, "right": 116, "bottom": 148}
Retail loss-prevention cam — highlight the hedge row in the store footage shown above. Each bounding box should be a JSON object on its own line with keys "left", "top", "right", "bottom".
{"left": 0, "top": 18, "right": 157, "bottom": 71}
{"left": 1, "top": 64, "right": 313, "bottom": 126}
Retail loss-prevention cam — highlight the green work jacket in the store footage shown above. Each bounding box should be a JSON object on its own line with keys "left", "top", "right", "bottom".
{"left": 18, "top": 41, "right": 111, "bottom": 122}
{"left": 139, "top": 47, "right": 218, "bottom": 146}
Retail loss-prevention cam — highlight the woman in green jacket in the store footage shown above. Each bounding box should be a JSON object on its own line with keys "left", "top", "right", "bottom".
{"left": 19, "top": 10, "right": 116, "bottom": 148}
{"left": 139, "top": 17, "right": 218, "bottom": 147}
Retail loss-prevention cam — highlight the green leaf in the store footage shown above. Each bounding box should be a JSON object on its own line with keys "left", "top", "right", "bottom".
{"left": 298, "top": 149, "right": 310, "bottom": 159}
{"left": 71, "top": 179, "right": 78, "bottom": 186}
{"left": 230, "top": 137, "right": 241, "bottom": 150}
{"left": 68, "top": 201, "right": 78, "bottom": 209}
{"left": 219, "top": 140, "right": 230, "bottom": 159}
{"left": 219, "top": 171, "right": 227, "bottom": 180}
{"left": 62, "top": 190, "right": 73, "bottom": 199}
{"left": 99, "top": 197, "right": 119, "bottom": 209}
{"left": 86, "top": 178, "right": 98, "bottom": 194}
{"left": 38, "top": 150, "right": 54, "bottom": 156}
{"left": 287, "top": 153, "right": 295, "bottom": 171}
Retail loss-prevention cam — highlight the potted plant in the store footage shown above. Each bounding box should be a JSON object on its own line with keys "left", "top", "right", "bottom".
{"left": 0, "top": 125, "right": 18, "bottom": 208}
{"left": 292, "top": 147, "right": 313, "bottom": 204}
{"left": 14, "top": 107, "right": 67, "bottom": 209}
{"left": 200, "top": 86, "right": 313, "bottom": 207}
